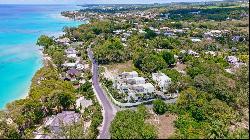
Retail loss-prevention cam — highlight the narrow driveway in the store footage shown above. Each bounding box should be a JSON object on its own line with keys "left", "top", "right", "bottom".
{"left": 87, "top": 48, "right": 115, "bottom": 139}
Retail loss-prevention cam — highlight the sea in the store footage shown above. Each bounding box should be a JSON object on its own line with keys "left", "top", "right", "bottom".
{"left": 0, "top": 5, "right": 84, "bottom": 109}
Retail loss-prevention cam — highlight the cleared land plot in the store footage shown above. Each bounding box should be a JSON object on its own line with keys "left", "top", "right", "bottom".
{"left": 101, "top": 60, "right": 135, "bottom": 79}
{"left": 146, "top": 111, "right": 177, "bottom": 139}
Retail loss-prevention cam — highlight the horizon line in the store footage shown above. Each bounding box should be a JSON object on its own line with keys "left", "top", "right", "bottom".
{"left": 0, "top": 1, "right": 223, "bottom": 5}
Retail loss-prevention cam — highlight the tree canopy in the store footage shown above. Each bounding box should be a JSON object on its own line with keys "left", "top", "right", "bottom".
{"left": 110, "top": 109, "right": 157, "bottom": 139}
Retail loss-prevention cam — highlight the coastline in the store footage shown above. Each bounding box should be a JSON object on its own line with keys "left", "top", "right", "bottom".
{"left": 0, "top": 8, "right": 84, "bottom": 110}
{"left": 18, "top": 48, "right": 43, "bottom": 100}
{"left": 17, "top": 18, "right": 83, "bottom": 103}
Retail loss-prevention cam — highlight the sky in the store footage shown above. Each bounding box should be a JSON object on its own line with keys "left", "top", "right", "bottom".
{"left": 0, "top": 0, "right": 219, "bottom": 4}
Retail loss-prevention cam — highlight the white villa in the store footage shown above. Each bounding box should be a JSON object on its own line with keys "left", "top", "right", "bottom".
{"left": 152, "top": 72, "right": 171, "bottom": 92}
{"left": 126, "top": 77, "right": 145, "bottom": 85}
{"left": 132, "top": 83, "right": 155, "bottom": 94}
{"left": 114, "top": 71, "right": 155, "bottom": 102}
{"left": 56, "top": 37, "right": 70, "bottom": 46}
{"left": 120, "top": 71, "right": 138, "bottom": 78}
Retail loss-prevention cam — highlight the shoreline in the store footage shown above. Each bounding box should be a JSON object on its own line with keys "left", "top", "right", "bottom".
{"left": 0, "top": 48, "right": 44, "bottom": 110}
{"left": 0, "top": 10, "right": 84, "bottom": 110}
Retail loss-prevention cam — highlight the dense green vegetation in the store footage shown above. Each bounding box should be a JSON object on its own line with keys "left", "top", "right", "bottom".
{"left": 37, "top": 35, "right": 55, "bottom": 50}
{"left": 110, "top": 106, "right": 157, "bottom": 139}
{"left": 94, "top": 38, "right": 129, "bottom": 64}
{"left": 168, "top": 7, "right": 249, "bottom": 21}
{"left": 167, "top": 64, "right": 249, "bottom": 139}
{"left": 153, "top": 99, "right": 167, "bottom": 115}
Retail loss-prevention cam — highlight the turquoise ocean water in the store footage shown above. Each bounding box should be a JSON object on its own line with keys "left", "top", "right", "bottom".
{"left": 0, "top": 5, "right": 83, "bottom": 109}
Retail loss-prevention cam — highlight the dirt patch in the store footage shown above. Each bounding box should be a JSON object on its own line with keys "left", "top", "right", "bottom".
{"left": 106, "top": 60, "right": 134, "bottom": 73}
{"left": 146, "top": 110, "right": 177, "bottom": 139}
{"left": 101, "top": 60, "right": 135, "bottom": 79}
{"left": 174, "top": 62, "right": 187, "bottom": 74}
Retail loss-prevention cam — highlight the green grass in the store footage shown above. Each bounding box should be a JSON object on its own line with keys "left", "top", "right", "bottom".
{"left": 205, "top": 5, "right": 241, "bottom": 9}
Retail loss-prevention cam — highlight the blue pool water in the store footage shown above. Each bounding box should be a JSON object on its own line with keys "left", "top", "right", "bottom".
{"left": 0, "top": 5, "right": 83, "bottom": 109}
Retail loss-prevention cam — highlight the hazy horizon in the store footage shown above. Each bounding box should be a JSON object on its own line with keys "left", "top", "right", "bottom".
{"left": 0, "top": 0, "right": 221, "bottom": 5}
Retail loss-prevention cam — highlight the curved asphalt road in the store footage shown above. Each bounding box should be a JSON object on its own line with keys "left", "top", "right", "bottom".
{"left": 87, "top": 48, "right": 115, "bottom": 139}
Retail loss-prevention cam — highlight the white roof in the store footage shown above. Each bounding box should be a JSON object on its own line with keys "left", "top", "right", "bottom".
{"left": 228, "top": 56, "right": 237, "bottom": 59}
{"left": 137, "top": 83, "right": 154, "bottom": 89}
{"left": 129, "top": 77, "right": 145, "bottom": 81}
{"left": 227, "top": 56, "right": 238, "bottom": 62}
{"left": 77, "top": 63, "right": 84, "bottom": 66}
{"left": 56, "top": 37, "right": 70, "bottom": 43}
{"left": 76, "top": 97, "right": 92, "bottom": 109}
{"left": 188, "top": 50, "right": 199, "bottom": 55}
{"left": 210, "top": 30, "right": 222, "bottom": 33}
{"left": 63, "top": 63, "right": 76, "bottom": 67}
{"left": 152, "top": 72, "right": 171, "bottom": 81}
{"left": 122, "top": 71, "right": 138, "bottom": 75}
{"left": 191, "top": 38, "right": 201, "bottom": 42}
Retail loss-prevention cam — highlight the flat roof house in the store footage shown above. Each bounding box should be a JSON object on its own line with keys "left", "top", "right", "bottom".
{"left": 133, "top": 83, "right": 155, "bottom": 94}
{"left": 63, "top": 63, "right": 76, "bottom": 68}
{"left": 121, "top": 71, "right": 138, "bottom": 78}
{"left": 152, "top": 72, "right": 171, "bottom": 92}
{"left": 126, "top": 77, "right": 145, "bottom": 85}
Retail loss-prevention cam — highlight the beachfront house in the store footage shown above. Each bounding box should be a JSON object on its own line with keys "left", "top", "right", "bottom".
{"left": 56, "top": 37, "right": 71, "bottom": 46}
{"left": 152, "top": 72, "right": 171, "bottom": 92}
